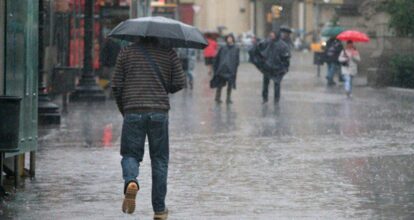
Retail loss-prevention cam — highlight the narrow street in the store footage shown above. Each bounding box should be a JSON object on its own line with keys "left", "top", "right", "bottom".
{"left": 1, "top": 52, "right": 414, "bottom": 219}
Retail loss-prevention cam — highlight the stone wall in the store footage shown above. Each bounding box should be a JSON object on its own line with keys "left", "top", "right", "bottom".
{"left": 338, "top": 1, "right": 414, "bottom": 87}
{"left": 193, "top": 0, "right": 252, "bottom": 35}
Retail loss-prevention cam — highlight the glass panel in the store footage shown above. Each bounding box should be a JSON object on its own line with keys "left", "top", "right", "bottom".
{"left": 0, "top": 0, "right": 4, "bottom": 95}
{"left": 5, "top": 0, "right": 27, "bottom": 97}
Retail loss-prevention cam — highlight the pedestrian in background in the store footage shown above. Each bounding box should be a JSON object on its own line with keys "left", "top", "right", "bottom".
{"left": 324, "top": 36, "right": 344, "bottom": 86}
{"left": 203, "top": 35, "right": 218, "bottom": 76}
{"left": 112, "top": 36, "right": 185, "bottom": 220}
{"left": 210, "top": 34, "right": 240, "bottom": 104}
{"left": 100, "top": 38, "right": 121, "bottom": 90}
{"left": 280, "top": 26, "right": 294, "bottom": 50}
{"left": 261, "top": 30, "right": 291, "bottom": 104}
{"left": 338, "top": 40, "right": 360, "bottom": 98}
{"left": 178, "top": 48, "right": 197, "bottom": 89}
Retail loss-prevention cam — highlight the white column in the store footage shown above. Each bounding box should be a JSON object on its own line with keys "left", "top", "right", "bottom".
{"left": 250, "top": 0, "right": 255, "bottom": 34}
{"left": 298, "top": 1, "right": 305, "bottom": 38}
{"left": 256, "top": 1, "right": 265, "bottom": 38}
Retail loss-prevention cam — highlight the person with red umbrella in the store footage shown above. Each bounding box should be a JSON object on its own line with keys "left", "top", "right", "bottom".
{"left": 204, "top": 34, "right": 219, "bottom": 76}
{"left": 337, "top": 30, "right": 369, "bottom": 98}
{"left": 338, "top": 40, "right": 361, "bottom": 98}
{"left": 337, "top": 30, "right": 370, "bottom": 43}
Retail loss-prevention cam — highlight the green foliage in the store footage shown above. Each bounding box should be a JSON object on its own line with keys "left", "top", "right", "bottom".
{"left": 390, "top": 55, "right": 414, "bottom": 88}
{"left": 382, "top": 0, "right": 414, "bottom": 36}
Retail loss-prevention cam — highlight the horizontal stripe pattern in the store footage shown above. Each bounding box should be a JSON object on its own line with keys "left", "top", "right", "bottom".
{"left": 111, "top": 44, "right": 185, "bottom": 113}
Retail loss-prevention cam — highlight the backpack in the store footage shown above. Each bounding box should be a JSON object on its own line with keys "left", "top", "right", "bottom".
{"left": 325, "top": 40, "right": 342, "bottom": 62}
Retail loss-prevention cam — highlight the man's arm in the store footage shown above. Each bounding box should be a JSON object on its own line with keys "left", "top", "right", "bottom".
{"left": 111, "top": 49, "right": 125, "bottom": 115}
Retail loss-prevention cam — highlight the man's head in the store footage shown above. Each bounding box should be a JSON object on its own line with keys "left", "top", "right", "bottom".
{"left": 269, "top": 31, "right": 277, "bottom": 41}
{"left": 280, "top": 26, "right": 292, "bottom": 40}
{"left": 280, "top": 32, "right": 290, "bottom": 40}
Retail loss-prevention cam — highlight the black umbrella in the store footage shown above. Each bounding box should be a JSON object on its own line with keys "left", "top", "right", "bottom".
{"left": 108, "top": 16, "right": 208, "bottom": 49}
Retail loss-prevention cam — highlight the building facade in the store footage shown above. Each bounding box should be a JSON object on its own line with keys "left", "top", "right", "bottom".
{"left": 254, "top": 0, "right": 343, "bottom": 40}
{"left": 180, "top": 0, "right": 253, "bottom": 36}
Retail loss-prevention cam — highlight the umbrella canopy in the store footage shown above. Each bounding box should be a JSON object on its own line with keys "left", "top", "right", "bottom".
{"left": 337, "top": 30, "right": 370, "bottom": 43}
{"left": 108, "top": 16, "right": 208, "bottom": 49}
{"left": 321, "top": 26, "right": 345, "bottom": 37}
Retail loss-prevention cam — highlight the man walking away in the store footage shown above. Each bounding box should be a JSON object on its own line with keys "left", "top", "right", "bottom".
{"left": 112, "top": 36, "right": 185, "bottom": 220}
{"left": 261, "top": 30, "right": 291, "bottom": 104}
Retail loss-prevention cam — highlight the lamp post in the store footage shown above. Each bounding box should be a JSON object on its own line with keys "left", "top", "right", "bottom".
{"left": 70, "top": 0, "right": 106, "bottom": 101}
{"left": 38, "top": 0, "right": 61, "bottom": 124}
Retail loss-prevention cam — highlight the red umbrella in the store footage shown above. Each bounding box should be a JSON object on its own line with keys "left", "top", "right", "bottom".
{"left": 337, "top": 30, "right": 370, "bottom": 43}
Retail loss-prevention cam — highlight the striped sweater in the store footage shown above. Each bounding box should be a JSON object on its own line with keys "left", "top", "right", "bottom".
{"left": 111, "top": 43, "right": 185, "bottom": 114}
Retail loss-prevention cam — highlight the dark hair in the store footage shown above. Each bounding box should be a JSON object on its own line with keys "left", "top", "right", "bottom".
{"left": 271, "top": 30, "right": 278, "bottom": 35}
{"left": 347, "top": 40, "right": 353, "bottom": 44}
{"left": 225, "top": 34, "right": 236, "bottom": 45}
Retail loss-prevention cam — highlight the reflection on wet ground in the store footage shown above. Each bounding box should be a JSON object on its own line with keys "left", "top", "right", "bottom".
{"left": 1, "top": 53, "right": 414, "bottom": 219}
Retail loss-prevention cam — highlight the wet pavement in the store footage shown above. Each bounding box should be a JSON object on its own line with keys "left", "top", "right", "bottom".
{"left": 1, "top": 52, "right": 414, "bottom": 219}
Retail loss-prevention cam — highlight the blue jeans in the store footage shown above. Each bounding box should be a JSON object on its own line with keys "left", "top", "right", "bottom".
{"left": 344, "top": 75, "right": 353, "bottom": 93}
{"left": 121, "top": 112, "right": 169, "bottom": 212}
{"left": 327, "top": 62, "right": 339, "bottom": 84}
{"left": 186, "top": 70, "right": 193, "bottom": 83}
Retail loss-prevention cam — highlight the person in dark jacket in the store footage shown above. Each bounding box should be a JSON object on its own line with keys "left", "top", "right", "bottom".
{"left": 280, "top": 26, "right": 293, "bottom": 50}
{"left": 210, "top": 34, "right": 240, "bottom": 104}
{"left": 112, "top": 37, "right": 185, "bottom": 219}
{"left": 261, "top": 30, "right": 291, "bottom": 104}
{"left": 324, "top": 36, "right": 344, "bottom": 86}
{"left": 177, "top": 48, "right": 196, "bottom": 89}
{"left": 100, "top": 38, "right": 121, "bottom": 80}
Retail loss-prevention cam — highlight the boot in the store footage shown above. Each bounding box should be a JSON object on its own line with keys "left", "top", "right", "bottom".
{"left": 215, "top": 87, "right": 222, "bottom": 103}
{"left": 226, "top": 86, "right": 233, "bottom": 104}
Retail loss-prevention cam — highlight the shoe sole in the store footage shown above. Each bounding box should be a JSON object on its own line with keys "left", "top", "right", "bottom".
{"left": 154, "top": 209, "right": 169, "bottom": 220}
{"left": 122, "top": 184, "right": 138, "bottom": 214}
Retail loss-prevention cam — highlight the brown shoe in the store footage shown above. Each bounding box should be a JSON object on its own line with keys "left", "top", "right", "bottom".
{"left": 122, "top": 182, "right": 139, "bottom": 214}
{"left": 154, "top": 208, "right": 168, "bottom": 220}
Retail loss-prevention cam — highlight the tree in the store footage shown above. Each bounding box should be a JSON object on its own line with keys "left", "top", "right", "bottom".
{"left": 382, "top": 0, "right": 414, "bottom": 37}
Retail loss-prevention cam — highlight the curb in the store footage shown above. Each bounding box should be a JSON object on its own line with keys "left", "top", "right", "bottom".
{"left": 386, "top": 87, "right": 414, "bottom": 98}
